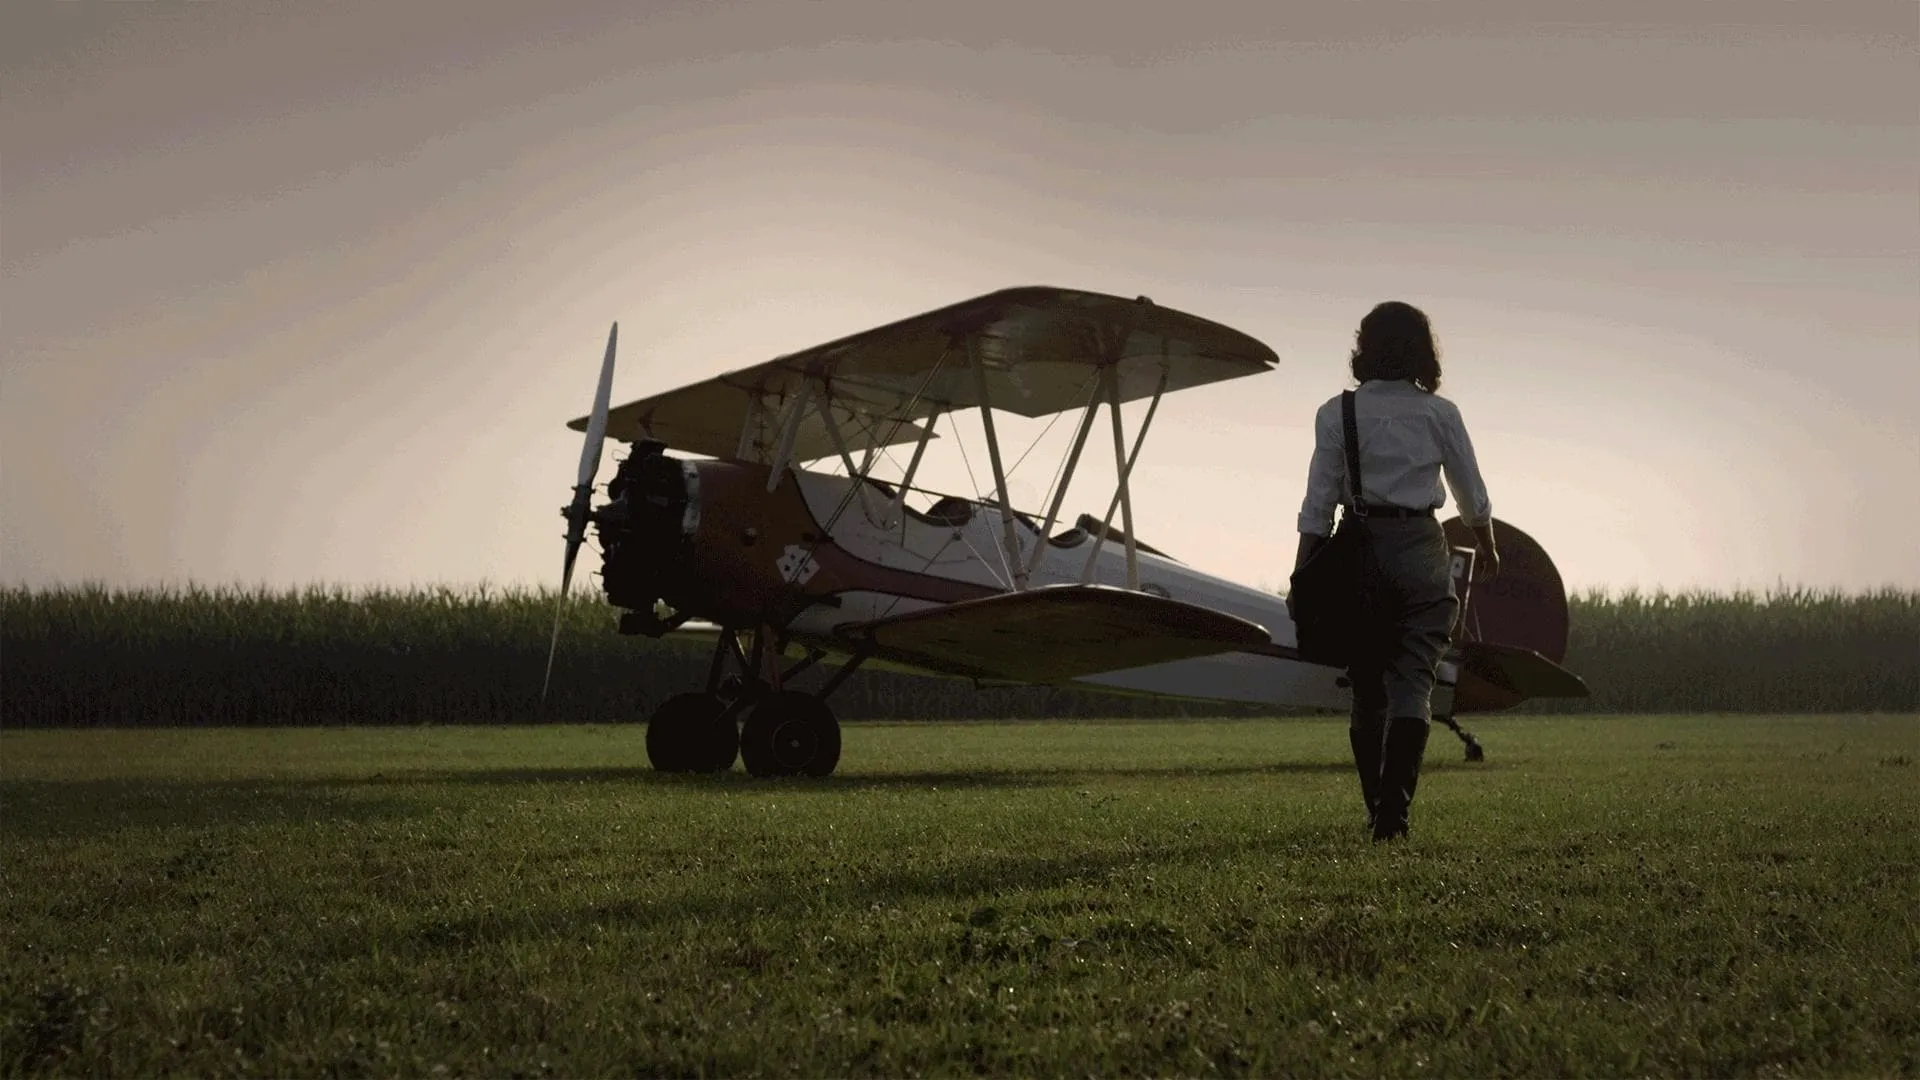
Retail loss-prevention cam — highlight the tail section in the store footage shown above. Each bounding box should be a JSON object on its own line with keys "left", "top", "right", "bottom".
{"left": 1440, "top": 517, "right": 1589, "bottom": 714}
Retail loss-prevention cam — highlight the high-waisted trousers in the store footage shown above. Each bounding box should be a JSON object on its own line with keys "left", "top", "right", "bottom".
{"left": 1349, "top": 516, "right": 1458, "bottom": 724}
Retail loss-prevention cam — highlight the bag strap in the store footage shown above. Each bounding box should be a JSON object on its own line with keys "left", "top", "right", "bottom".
{"left": 1341, "top": 389, "right": 1369, "bottom": 518}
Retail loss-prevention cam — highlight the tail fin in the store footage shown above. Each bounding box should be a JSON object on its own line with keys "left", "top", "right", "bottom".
{"left": 1440, "top": 517, "right": 1589, "bottom": 713}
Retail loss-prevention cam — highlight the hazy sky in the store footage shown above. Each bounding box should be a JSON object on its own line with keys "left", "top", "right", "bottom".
{"left": 4, "top": 0, "right": 1916, "bottom": 596}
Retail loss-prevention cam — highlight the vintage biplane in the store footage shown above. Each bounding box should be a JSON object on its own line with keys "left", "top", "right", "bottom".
{"left": 542, "top": 286, "right": 1588, "bottom": 777}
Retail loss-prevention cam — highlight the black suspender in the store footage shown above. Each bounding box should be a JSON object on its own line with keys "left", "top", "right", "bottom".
{"left": 1341, "top": 389, "right": 1369, "bottom": 519}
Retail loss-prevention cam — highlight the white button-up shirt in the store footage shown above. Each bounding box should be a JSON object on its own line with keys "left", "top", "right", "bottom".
{"left": 1297, "top": 378, "right": 1493, "bottom": 536}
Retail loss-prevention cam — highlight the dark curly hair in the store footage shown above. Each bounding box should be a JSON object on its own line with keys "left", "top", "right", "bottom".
{"left": 1350, "top": 300, "right": 1441, "bottom": 392}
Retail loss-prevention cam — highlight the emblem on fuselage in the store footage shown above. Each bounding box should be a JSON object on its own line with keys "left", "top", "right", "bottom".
{"left": 777, "top": 544, "right": 822, "bottom": 586}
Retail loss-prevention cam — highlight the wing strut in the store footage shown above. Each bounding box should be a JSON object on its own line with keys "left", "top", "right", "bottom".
{"left": 969, "top": 335, "right": 1029, "bottom": 590}
{"left": 814, "top": 387, "right": 887, "bottom": 524}
{"left": 734, "top": 394, "right": 765, "bottom": 461}
{"left": 1024, "top": 384, "right": 1102, "bottom": 580}
{"left": 1081, "top": 358, "right": 1169, "bottom": 589}
{"left": 893, "top": 408, "right": 942, "bottom": 540}
{"left": 765, "top": 375, "right": 815, "bottom": 492}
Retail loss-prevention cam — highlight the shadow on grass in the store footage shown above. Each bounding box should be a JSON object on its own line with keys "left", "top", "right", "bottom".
{"left": 341, "top": 759, "right": 1363, "bottom": 790}
{"left": 376, "top": 824, "right": 1343, "bottom": 960}
{"left": 0, "top": 778, "right": 429, "bottom": 841}
{"left": 2, "top": 752, "right": 1488, "bottom": 841}
{"left": 0, "top": 759, "right": 1355, "bottom": 841}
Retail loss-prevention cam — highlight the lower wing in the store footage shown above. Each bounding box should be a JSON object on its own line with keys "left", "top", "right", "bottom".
{"left": 834, "top": 585, "right": 1272, "bottom": 683}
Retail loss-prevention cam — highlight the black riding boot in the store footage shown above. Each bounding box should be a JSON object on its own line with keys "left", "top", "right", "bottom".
{"left": 1349, "top": 714, "right": 1385, "bottom": 831}
{"left": 1372, "top": 717, "right": 1431, "bottom": 841}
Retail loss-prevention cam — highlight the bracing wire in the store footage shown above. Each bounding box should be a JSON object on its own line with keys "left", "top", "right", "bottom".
{"left": 948, "top": 426, "right": 1015, "bottom": 586}
{"left": 780, "top": 351, "right": 1099, "bottom": 602}
{"left": 1026, "top": 373, "right": 1100, "bottom": 537}
{"left": 1005, "top": 373, "right": 1089, "bottom": 480}
{"left": 862, "top": 438, "right": 963, "bottom": 620}
{"left": 788, "top": 351, "right": 951, "bottom": 586}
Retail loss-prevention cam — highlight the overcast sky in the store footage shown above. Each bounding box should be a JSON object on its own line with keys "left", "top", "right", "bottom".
{"left": 3, "top": 0, "right": 1915, "bottom": 596}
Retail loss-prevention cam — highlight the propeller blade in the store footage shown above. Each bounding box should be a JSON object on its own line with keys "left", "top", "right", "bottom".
{"left": 576, "top": 322, "right": 617, "bottom": 491}
{"left": 541, "top": 595, "right": 565, "bottom": 703}
{"left": 543, "top": 322, "right": 619, "bottom": 704}
{"left": 540, "top": 540, "right": 583, "bottom": 702}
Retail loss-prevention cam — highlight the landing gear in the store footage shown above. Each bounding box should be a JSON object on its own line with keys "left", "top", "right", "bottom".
{"left": 1433, "top": 713, "right": 1485, "bottom": 762}
{"left": 645, "top": 692, "right": 738, "bottom": 773}
{"left": 643, "top": 624, "right": 854, "bottom": 777}
{"left": 740, "top": 690, "right": 842, "bottom": 778}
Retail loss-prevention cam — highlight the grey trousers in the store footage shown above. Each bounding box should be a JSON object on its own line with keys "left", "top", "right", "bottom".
{"left": 1349, "top": 516, "right": 1459, "bottom": 723}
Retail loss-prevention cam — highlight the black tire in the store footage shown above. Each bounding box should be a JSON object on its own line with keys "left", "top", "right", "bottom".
{"left": 739, "top": 691, "right": 841, "bottom": 778}
{"left": 646, "top": 693, "right": 737, "bottom": 773}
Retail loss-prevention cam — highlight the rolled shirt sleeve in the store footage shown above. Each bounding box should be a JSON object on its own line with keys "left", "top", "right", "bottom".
{"left": 1296, "top": 398, "right": 1345, "bottom": 536}
{"left": 1437, "top": 398, "right": 1493, "bottom": 526}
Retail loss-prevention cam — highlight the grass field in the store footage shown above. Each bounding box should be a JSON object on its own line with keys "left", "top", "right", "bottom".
{"left": 4, "top": 715, "right": 1917, "bottom": 1076}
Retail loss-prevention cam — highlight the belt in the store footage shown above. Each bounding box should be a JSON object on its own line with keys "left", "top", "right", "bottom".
{"left": 1346, "top": 505, "right": 1434, "bottom": 519}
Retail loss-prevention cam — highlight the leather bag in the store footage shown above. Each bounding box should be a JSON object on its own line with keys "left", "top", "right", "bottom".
{"left": 1287, "top": 390, "right": 1377, "bottom": 667}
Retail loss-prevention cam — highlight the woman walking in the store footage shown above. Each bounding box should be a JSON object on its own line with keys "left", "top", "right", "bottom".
{"left": 1294, "top": 301, "right": 1500, "bottom": 841}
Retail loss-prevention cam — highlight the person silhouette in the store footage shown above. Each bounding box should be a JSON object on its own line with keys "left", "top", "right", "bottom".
{"left": 1293, "top": 301, "right": 1500, "bottom": 840}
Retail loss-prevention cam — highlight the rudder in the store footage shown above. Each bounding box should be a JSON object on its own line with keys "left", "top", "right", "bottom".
{"left": 1440, "top": 516, "right": 1586, "bottom": 713}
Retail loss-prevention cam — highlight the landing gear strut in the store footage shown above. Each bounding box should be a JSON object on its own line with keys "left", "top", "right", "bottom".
{"left": 643, "top": 625, "right": 853, "bottom": 777}
{"left": 1433, "top": 714, "right": 1485, "bottom": 762}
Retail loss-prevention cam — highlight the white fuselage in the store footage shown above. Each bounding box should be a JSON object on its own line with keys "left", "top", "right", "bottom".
{"left": 780, "top": 471, "right": 1457, "bottom": 714}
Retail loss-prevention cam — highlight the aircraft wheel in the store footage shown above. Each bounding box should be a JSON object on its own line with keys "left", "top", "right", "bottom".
{"left": 740, "top": 691, "right": 841, "bottom": 778}
{"left": 646, "top": 693, "right": 738, "bottom": 773}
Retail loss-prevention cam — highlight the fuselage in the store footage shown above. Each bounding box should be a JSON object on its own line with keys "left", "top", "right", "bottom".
{"left": 780, "top": 469, "right": 1361, "bottom": 711}
{"left": 592, "top": 446, "right": 1458, "bottom": 715}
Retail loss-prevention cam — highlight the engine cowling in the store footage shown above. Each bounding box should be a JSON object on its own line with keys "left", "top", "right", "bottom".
{"left": 592, "top": 439, "right": 695, "bottom": 623}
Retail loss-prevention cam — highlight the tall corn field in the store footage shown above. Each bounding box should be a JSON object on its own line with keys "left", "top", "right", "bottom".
{"left": 1539, "top": 585, "right": 1919, "bottom": 713}
{"left": 1, "top": 584, "right": 645, "bottom": 728}
{"left": 2, "top": 583, "right": 1915, "bottom": 727}
{"left": 0, "top": 584, "right": 1228, "bottom": 727}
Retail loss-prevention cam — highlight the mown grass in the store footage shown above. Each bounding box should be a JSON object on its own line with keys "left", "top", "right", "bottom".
{"left": 4, "top": 584, "right": 1916, "bottom": 727}
{"left": 4, "top": 715, "right": 1916, "bottom": 1076}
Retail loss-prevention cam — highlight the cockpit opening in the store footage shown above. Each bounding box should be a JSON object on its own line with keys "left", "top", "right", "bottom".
{"left": 847, "top": 478, "right": 1175, "bottom": 559}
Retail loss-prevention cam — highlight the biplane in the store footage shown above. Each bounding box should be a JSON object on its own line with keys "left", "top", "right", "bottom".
{"left": 542, "top": 286, "right": 1588, "bottom": 777}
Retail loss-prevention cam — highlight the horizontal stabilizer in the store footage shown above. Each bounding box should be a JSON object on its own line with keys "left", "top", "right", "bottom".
{"left": 1458, "top": 641, "right": 1590, "bottom": 701}
{"left": 837, "top": 585, "right": 1272, "bottom": 683}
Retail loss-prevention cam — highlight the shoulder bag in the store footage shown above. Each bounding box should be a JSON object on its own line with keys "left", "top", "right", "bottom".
{"left": 1287, "top": 390, "right": 1376, "bottom": 667}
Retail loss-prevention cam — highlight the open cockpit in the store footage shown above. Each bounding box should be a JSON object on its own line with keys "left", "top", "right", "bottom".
{"left": 849, "top": 476, "right": 1174, "bottom": 557}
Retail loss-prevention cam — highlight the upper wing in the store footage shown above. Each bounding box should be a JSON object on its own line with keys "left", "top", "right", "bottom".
{"left": 833, "top": 584, "right": 1272, "bottom": 683}
{"left": 582, "top": 377, "right": 941, "bottom": 467}
{"left": 569, "top": 285, "right": 1279, "bottom": 459}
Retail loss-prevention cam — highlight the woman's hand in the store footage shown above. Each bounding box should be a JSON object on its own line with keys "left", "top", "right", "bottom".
{"left": 1470, "top": 523, "right": 1501, "bottom": 580}
{"left": 1476, "top": 545, "right": 1502, "bottom": 580}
